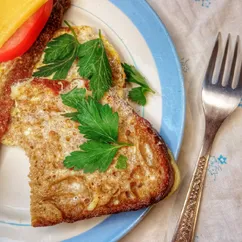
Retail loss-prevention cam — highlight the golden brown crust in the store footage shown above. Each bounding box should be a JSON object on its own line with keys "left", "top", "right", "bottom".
{"left": 133, "top": 113, "right": 175, "bottom": 199}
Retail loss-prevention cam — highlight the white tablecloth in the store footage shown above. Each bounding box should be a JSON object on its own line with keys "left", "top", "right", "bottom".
{"left": 122, "top": 0, "right": 242, "bottom": 241}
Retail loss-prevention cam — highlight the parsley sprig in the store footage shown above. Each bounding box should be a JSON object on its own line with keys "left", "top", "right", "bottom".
{"left": 78, "top": 31, "right": 112, "bottom": 100}
{"left": 61, "top": 88, "right": 130, "bottom": 173}
{"left": 34, "top": 21, "right": 112, "bottom": 100}
{"left": 122, "top": 63, "right": 154, "bottom": 106}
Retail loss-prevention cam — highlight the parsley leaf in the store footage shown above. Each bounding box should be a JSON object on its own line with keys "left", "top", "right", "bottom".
{"left": 122, "top": 63, "right": 153, "bottom": 91}
{"left": 64, "top": 141, "right": 127, "bottom": 173}
{"left": 122, "top": 63, "right": 154, "bottom": 106}
{"left": 128, "top": 87, "right": 148, "bottom": 106}
{"left": 61, "top": 88, "right": 119, "bottom": 143}
{"left": 43, "top": 34, "right": 77, "bottom": 64}
{"left": 76, "top": 97, "right": 119, "bottom": 143}
{"left": 77, "top": 32, "right": 112, "bottom": 100}
{"left": 61, "top": 87, "right": 86, "bottom": 109}
{"left": 61, "top": 87, "right": 132, "bottom": 172}
{"left": 33, "top": 33, "right": 78, "bottom": 80}
{"left": 33, "top": 55, "right": 77, "bottom": 80}
{"left": 116, "top": 155, "right": 128, "bottom": 169}
{"left": 33, "top": 21, "right": 80, "bottom": 80}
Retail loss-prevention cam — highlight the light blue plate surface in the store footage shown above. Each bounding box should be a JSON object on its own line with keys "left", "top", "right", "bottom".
{"left": 64, "top": 0, "right": 185, "bottom": 241}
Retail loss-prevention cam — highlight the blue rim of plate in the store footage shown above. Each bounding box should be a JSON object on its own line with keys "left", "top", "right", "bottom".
{"left": 63, "top": 0, "right": 185, "bottom": 242}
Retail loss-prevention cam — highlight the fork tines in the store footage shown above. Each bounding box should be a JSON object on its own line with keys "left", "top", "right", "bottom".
{"left": 205, "top": 33, "right": 242, "bottom": 89}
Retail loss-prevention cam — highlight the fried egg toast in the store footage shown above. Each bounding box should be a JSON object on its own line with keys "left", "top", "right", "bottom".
{"left": 2, "top": 78, "right": 178, "bottom": 226}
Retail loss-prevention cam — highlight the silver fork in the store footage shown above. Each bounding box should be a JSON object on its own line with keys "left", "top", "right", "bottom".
{"left": 172, "top": 33, "right": 242, "bottom": 242}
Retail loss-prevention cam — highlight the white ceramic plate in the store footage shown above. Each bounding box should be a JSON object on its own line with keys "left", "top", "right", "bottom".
{"left": 0, "top": 1, "right": 185, "bottom": 241}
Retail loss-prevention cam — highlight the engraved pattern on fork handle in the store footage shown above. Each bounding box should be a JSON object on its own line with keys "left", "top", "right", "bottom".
{"left": 172, "top": 117, "right": 223, "bottom": 242}
{"left": 172, "top": 154, "right": 210, "bottom": 242}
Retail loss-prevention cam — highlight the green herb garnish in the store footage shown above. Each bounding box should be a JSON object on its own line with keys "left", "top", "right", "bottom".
{"left": 64, "top": 141, "right": 126, "bottom": 173}
{"left": 122, "top": 63, "right": 154, "bottom": 106}
{"left": 116, "top": 155, "right": 128, "bottom": 169}
{"left": 61, "top": 88, "right": 131, "bottom": 173}
{"left": 61, "top": 87, "right": 86, "bottom": 109}
{"left": 128, "top": 87, "right": 148, "bottom": 106}
{"left": 33, "top": 32, "right": 78, "bottom": 80}
{"left": 77, "top": 31, "right": 112, "bottom": 100}
{"left": 33, "top": 21, "right": 79, "bottom": 80}
{"left": 34, "top": 21, "right": 112, "bottom": 100}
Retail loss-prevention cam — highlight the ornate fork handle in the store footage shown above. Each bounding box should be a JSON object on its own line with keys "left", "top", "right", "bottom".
{"left": 172, "top": 154, "right": 209, "bottom": 242}
{"left": 172, "top": 119, "right": 223, "bottom": 242}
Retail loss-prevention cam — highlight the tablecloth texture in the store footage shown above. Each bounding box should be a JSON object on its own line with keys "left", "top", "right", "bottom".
{"left": 122, "top": 0, "right": 242, "bottom": 241}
